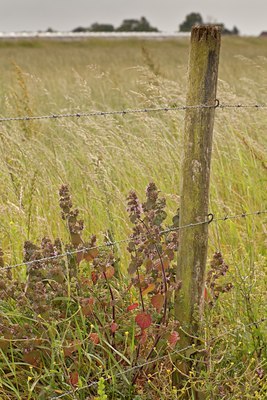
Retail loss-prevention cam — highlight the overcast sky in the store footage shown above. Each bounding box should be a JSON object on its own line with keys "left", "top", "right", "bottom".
{"left": 1, "top": 0, "right": 267, "bottom": 35}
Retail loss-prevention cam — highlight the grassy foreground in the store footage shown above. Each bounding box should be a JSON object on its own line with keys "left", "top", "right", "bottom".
{"left": 0, "top": 37, "right": 266, "bottom": 399}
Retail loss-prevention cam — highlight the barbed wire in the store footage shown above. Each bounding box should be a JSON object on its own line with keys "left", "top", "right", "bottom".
{"left": 50, "top": 344, "right": 193, "bottom": 399}
{"left": 50, "top": 317, "right": 267, "bottom": 399}
{"left": 1, "top": 210, "right": 266, "bottom": 272}
{"left": 218, "top": 103, "right": 267, "bottom": 109}
{"left": 213, "top": 210, "right": 267, "bottom": 222}
{"left": 0, "top": 101, "right": 266, "bottom": 123}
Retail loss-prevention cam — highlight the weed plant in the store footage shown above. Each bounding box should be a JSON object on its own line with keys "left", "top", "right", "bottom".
{"left": 0, "top": 185, "right": 266, "bottom": 399}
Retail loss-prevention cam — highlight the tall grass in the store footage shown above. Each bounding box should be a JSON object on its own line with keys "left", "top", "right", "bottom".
{"left": 0, "top": 38, "right": 266, "bottom": 255}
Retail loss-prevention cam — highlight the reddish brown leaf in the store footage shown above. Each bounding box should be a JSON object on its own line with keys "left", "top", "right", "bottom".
{"left": 135, "top": 312, "right": 152, "bottom": 330}
{"left": 165, "top": 248, "right": 175, "bottom": 261}
{"left": 69, "top": 371, "right": 79, "bottom": 387}
{"left": 84, "top": 248, "right": 98, "bottom": 262}
{"left": 80, "top": 297, "right": 94, "bottom": 316}
{"left": 76, "top": 251, "right": 84, "bottom": 265}
{"left": 128, "top": 261, "right": 138, "bottom": 275}
{"left": 0, "top": 333, "right": 11, "bottom": 351}
{"left": 91, "top": 271, "right": 99, "bottom": 285}
{"left": 104, "top": 266, "right": 115, "bottom": 279}
{"left": 77, "top": 248, "right": 98, "bottom": 264}
{"left": 142, "top": 283, "right": 155, "bottom": 296}
{"left": 136, "top": 329, "right": 148, "bottom": 344}
{"left": 145, "top": 258, "right": 153, "bottom": 272}
{"left": 71, "top": 233, "right": 83, "bottom": 247}
{"left": 154, "top": 256, "right": 170, "bottom": 271}
{"left": 151, "top": 293, "right": 164, "bottom": 312}
{"left": 168, "top": 331, "right": 180, "bottom": 347}
{"left": 127, "top": 302, "right": 139, "bottom": 312}
{"left": 81, "top": 278, "right": 92, "bottom": 288}
{"left": 163, "top": 256, "right": 171, "bottom": 269}
{"left": 0, "top": 338, "right": 9, "bottom": 351}
{"left": 89, "top": 333, "right": 100, "bottom": 345}
{"left": 139, "top": 274, "right": 145, "bottom": 283}
{"left": 23, "top": 350, "right": 41, "bottom": 367}
{"left": 63, "top": 341, "right": 80, "bottom": 358}
{"left": 110, "top": 322, "right": 118, "bottom": 333}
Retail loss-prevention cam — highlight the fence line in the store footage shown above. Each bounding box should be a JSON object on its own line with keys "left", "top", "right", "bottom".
{"left": 1, "top": 210, "right": 266, "bottom": 272}
{"left": 50, "top": 317, "right": 267, "bottom": 399}
{"left": 0, "top": 101, "right": 266, "bottom": 123}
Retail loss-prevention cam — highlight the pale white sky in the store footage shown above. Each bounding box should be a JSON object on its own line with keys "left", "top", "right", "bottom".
{"left": 1, "top": 0, "right": 267, "bottom": 35}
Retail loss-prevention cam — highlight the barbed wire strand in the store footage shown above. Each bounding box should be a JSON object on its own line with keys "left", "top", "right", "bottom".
{"left": 50, "top": 345, "right": 193, "bottom": 399}
{"left": 215, "top": 210, "right": 267, "bottom": 221}
{"left": 50, "top": 317, "right": 267, "bottom": 399}
{"left": 0, "top": 101, "right": 266, "bottom": 123}
{"left": 1, "top": 210, "right": 266, "bottom": 272}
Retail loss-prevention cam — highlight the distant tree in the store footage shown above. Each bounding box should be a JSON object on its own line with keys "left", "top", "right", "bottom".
{"left": 46, "top": 27, "right": 56, "bottom": 33}
{"left": 179, "top": 12, "right": 203, "bottom": 32}
{"left": 90, "top": 23, "right": 115, "bottom": 32}
{"left": 229, "top": 25, "right": 239, "bottom": 35}
{"left": 217, "top": 24, "right": 240, "bottom": 35}
{"left": 116, "top": 19, "right": 139, "bottom": 31}
{"left": 72, "top": 26, "right": 89, "bottom": 33}
{"left": 179, "top": 13, "right": 239, "bottom": 35}
{"left": 116, "top": 17, "right": 159, "bottom": 32}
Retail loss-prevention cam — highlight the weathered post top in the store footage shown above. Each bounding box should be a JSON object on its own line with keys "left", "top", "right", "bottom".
{"left": 191, "top": 24, "right": 221, "bottom": 42}
{"left": 187, "top": 24, "right": 221, "bottom": 107}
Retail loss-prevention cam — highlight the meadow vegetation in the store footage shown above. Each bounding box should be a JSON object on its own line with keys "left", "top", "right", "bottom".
{"left": 0, "top": 37, "right": 266, "bottom": 399}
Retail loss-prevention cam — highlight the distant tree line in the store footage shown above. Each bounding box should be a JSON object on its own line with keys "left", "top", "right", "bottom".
{"left": 179, "top": 13, "right": 239, "bottom": 35}
{"left": 72, "top": 17, "right": 158, "bottom": 33}
{"left": 47, "top": 13, "right": 239, "bottom": 35}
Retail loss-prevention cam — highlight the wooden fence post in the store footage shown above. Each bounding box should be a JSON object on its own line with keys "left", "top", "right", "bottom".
{"left": 174, "top": 25, "right": 221, "bottom": 396}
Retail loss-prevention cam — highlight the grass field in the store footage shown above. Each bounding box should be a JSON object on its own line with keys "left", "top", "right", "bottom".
{"left": 0, "top": 37, "right": 266, "bottom": 399}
